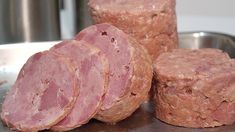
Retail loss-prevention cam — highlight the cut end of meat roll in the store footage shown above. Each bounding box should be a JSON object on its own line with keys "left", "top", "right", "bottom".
{"left": 75, "top": 23, "right": 153, "bottom": 123}
{"left": 50, "top": 40, "right": 109, "bottom": 131}
{"left": 154, "top": 48, "right": 235, "bottom": 128}
{"left": 1, "top": 51, "right": 79, "bottom": 131}
{"left": 76, "top": 23, "right": 134, "bottom": 111}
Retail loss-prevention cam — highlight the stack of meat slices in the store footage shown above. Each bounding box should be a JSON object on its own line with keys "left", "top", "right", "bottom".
{"left": 1, "top": 23, "right": 153, "bottom": 131}
{"left": 1, "top": 41, "right": 108, "bottom": 131}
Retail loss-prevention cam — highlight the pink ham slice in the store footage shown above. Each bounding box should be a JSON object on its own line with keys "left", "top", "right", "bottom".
{"left": 50, "top": 40, "right": 109, "bottom": 131}
{"left": 75, "top": 23, "right": 153, "bottom": 123}
{"left": 1, "top": 51, "right": 78, "bottom": 131}
{"left": 76, "top": 23, "right": 133, "bottom": 111}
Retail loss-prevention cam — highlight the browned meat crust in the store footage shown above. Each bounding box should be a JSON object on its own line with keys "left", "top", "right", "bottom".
{"left": 154, "top": 49, "right": 235, "bottom": 128}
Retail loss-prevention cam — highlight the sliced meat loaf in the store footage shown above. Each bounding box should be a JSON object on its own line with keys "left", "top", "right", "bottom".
{"left": 88, "top": 0, "right": 178, "bottom": 60}
{"left": 1, "top": 51, "right": 78, "bottom": 131}
{"left": 50, "top": 40, "right": 109, "bottom": 131}
{"left": 154, "top": 48, "right": 235, "bottom": 128}
{"left": 75, "top": 23, "right": 153, "bottom": 123}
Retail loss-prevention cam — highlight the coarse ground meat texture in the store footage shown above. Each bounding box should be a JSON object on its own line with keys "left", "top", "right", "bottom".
{"left": 153, "top": 48, "right": 235, "bottom": 128}
{"left": 1, "top": 51, "right": 79, "bottom": 131}
{"left": 50, "top": 40, "right": 109, "bottom": 131}
{"left": 88, "top": 0, "right": 178, "bottom": 60}
{"left": 75, "top": 23, "right": 153, "bottom": 123}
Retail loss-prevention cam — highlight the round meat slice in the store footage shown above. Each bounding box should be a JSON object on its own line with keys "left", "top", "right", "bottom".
{"left": 88, "top": 0, "right": 178, "bottom": 60}
{"left": 75, "top": 23, "right": 153, "bottom": 123}
{"left": 50, "top": 40, "right": 109, "bottom": 131}
{"left": 1, "top": 51, "right": 78, "bottom": 131}
{"left": 154, "top": 48, "right": 235, "bottom": 128}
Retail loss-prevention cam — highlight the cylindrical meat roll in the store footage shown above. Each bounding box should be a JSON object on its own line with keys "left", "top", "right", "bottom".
{"left": 154, "top": 48, "right": 235, "bottom": 128}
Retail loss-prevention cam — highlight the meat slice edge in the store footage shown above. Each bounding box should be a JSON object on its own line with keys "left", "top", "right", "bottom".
{"left": 75, "top": 23, "right": 133, "bottom": 111}
{"left": 50, "top": 40, "right": 109, "bottom": 131}
{"left": 76, "top": 23, "right": 153, "bottom": 123}
{"left": 1, "top": 51, "right": 79, "bottom": 131}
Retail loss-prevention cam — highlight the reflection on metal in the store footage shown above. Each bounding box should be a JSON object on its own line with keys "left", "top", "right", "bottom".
{"left": 59, "top": 0, "right": 77, "bottom": 39}
{"left": 75, "top": 0, "right": 93, "bottom": 31}
{"left": 0, "top": 0, "right": 61, "bottom": 44}
{"left": 60, "top": 0, "right": 93, "bottom": 39}
{"left": 179, "top": 32, "right": 235, "bottom": 58}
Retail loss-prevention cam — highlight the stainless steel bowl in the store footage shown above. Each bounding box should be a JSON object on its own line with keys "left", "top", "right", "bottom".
{"left": 179, "top": 32, "right": 235, "bottom": 58}
{"left": 0, "top": 0, "right": 61, "bottom": 44}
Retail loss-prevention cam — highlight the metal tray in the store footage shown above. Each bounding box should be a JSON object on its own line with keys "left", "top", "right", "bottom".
{"left": 0, "top": 32, "right": 235, "bottom": 132}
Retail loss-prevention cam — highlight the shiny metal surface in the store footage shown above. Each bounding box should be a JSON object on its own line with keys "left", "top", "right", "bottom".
{"left": 75, "top": 0, "right": 93, "bottom": 31}
{"left": 0, "top": 0, "right": 61, "bottom": 44}
{"left": 60, "top": 0, "right": 93, "bottom": 39}
{"left": 179, "top": 31, "right": 235, "bottom": 58}
{"left": 0, "top": 32, "right": 235, "bottom": 131}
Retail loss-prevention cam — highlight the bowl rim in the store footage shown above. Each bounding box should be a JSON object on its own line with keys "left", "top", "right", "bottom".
{"left": 179, "top": 31, "right": 235, "bottom": 42}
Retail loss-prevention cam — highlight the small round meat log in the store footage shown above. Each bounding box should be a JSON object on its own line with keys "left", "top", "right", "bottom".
{"left": 154, "top": 48, "right": 235, "bottom": 128}
{"left": 88, "top": 0, "right": 178, "bottom": 60}
{"left": 50, "top": 40, "right": 109, "bottom": 131}
{"left": 1, "top": 51, "right": 79, "bottom": 131}
{"left": 75, "top": 23, "right": 153, "bottom": 123}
